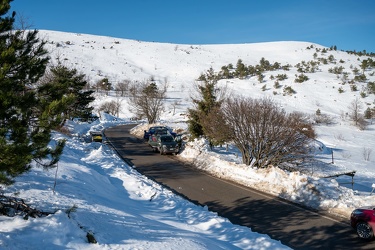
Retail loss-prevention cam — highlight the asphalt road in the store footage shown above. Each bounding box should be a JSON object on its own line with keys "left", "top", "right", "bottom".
{"left": 104, "top": 124, "right": 375, "bottom": 250}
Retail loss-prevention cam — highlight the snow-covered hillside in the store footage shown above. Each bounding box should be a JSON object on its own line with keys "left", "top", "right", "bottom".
{"left": 1, "top": 116, "right": 290, "bottom": 249}
{"left": 1, "top": 30, "right": 374, "bottom": 249}
{"left": 41, "top": 30, "right": 375, "bottom": 197}
{"left": 42, "top": 30, "right": 374, "bottom": 117}
{"left": 42, "top": 30, "right": 323, "bottom": 85}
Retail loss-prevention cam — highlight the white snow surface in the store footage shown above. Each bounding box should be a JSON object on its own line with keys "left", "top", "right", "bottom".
{"left": 0, "top": 117, "right": 287, "bottom": 250}
{"left": 1, "top": 30, "right": 375, "bottom": 249}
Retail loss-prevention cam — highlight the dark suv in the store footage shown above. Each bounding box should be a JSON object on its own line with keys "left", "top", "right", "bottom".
{"left": 143, "top": 126, "right": 176, "bottom": 140}
{"left": 148, "top": 134, "right": 179, "bottom": 155}
{"left": 350, "top": 206, "right": 375, "bottom": 240}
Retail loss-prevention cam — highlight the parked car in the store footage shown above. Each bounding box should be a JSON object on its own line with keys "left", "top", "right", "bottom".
{"left": 90, "top": 131, "right": 103, "bottom": 142}
{"left": 143, "top": 126, "right": 176, "bottom": 140}
{"left": 148, "top": 134, "right": 179, "bottom": 155}
{"left": 350, "top": 206, "right": 375, "bottom": 240}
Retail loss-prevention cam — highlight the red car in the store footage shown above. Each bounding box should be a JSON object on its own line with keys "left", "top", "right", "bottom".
{"left": 351, "top": 206, "right": 375, "bottom": 240}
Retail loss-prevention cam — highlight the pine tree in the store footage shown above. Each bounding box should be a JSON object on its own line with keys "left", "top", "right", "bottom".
{"left": 235, "top": 59, "right": 247, "bottom": 79}
{"left": 188, "top": 67, "right": 223, "bottom": 140}
{"left": 0, "top": 1, "right": 65, "bottom": 185}
{"left": 38, "top": 65, "right": 95, "bottom": 123}
{"left": 364, "top": 107, "right": 372, "bottom": 119}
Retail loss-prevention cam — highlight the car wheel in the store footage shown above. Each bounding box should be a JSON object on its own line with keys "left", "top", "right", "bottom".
{"left": 356, "top": 222, "right": 374, "bottom": 240}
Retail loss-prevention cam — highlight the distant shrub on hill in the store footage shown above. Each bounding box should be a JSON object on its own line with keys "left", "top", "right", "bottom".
{"left": 312, "top": 112, "right": 334, "bottom": 125}
{"left": 274, "top": 81, "right": 281, "bottom": 89}
{"left": 294, "top": 73, "right": 309, "bottom": 83}
{"left": 318, "top": 57, "right": 328, "bottom": 65}
{"left": 283, "top": 86, "right": 296, "bottom": 95}
{"left": 364, "top": 107, "right": 374, "bottom": 119}
{"left": 217, "top": 58, "right": 288, "bottom": 80}
{"left": 350, "top": 84, "right": 358, "bottom": 91}
{"left": 354, "top": 74, "right": 367, "bottom": 82}
{"left": 328, "top": 66, "right": 345, "bottom": 75}
{"left": 367, "top": 82, "right": 375, "bottom": 94}
{"left": 328, "top": 54, "right": 336, "bottom": 63}
{"left": 276, "top": 74, "right": 288, "bottom": 81}
{"left": 345, "top": 49, "right": 375, "bottom": 57}
{"left": 295, "top": 60, "right": 319, "bottom": 73}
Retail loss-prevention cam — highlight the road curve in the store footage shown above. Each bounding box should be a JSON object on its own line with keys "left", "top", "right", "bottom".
{"left": 104, "top": 124, "right": 375, "bottom": 250}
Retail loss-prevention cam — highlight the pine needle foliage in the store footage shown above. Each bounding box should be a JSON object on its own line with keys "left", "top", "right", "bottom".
{"left": 0, "top": 1, "right": 66, "bottom": 185}
{"left": 188, "top": 67, "right": 225, "bottom": 143}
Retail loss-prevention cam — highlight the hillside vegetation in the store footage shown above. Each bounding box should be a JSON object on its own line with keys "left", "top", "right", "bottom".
{"left": 43, "top": 30, "right": 374, "bottom": 120}
{"left": 40, "top": 30, "right": 375, "bottom": 217}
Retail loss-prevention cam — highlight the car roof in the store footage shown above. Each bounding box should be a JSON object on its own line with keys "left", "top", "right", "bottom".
{"left": 160, "top": 135, "right": 173, "bottom": 138}
{"left": 150, "top": 126, "right": 166, "bottom": 130}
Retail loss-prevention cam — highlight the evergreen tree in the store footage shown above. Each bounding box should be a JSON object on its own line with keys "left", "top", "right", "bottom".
{"left": 0, "top": 1, "right": 65, "bottom": 185}
{"left": 364, "top": 107, "right": 372, "bottom": 119}
{"left": 220, "top": 65, "right": 231, "bottom": 79}
{"left": 188, "top": 67, "right": 223, "bottom": 140}
{"left": 38, "top": 65, "right": 95, "bottom": 123}
{"left": 259, "top": 57, "right": 271, "bottom": 71}
{"left": 235, "top": 59, "right": 247, "bottom": 79}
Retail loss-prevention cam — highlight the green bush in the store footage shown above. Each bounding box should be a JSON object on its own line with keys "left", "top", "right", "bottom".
{"left": 274, "top": 81, "right": 281, "bottom": 89}
{"left": 294, "top": 74, "right": 309, "bottom": 83}
{"left": 276, "top": 74, "right": 288, "bottom": 81}
{"left": 350, "top": 84, "right": 358, "bottom": 91}
{"left": 367, "top": 82, "right": 375, "bottom": 94}
{"left": 283, "top": 86, "right": 296, "bottom": 95}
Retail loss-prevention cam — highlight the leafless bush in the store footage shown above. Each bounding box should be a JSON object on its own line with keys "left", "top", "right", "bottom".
{"left": 341, "top": 152, "right": 352, "bottom": 159}
{"left": 312, "top": 113, "right": 334, "bottom": 125}
{"left": 357, "top": 118, "right": 368, "bottom": 130}
{"left": 363, "top": 147, "right": 372, "bottom": 161}
{"left": 334, "top": 133, "right": 345, "bottom": 141}
{"left": 115, "top": 79, "right": 131, "bottom": 97}
{"left": 348, "top": 97, "right": 367, "bottom": 130}
{"left": 217, "top": 96, "right": 314, "bottom": 168}
{"left": 128, "top": 81, "right": 167, "bottom": 123}
{"left": 171, "top": 100, "right": 182, "bottom": 115}
{"left": 98, "top": 100, "right": 121, "bottom": 117}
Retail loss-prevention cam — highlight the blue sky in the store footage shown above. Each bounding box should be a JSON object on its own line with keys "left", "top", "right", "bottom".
{"left": 10, "top": 0, "right": 375, "bottom": 52}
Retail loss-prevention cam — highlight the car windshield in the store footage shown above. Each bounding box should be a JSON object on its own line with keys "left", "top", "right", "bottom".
{"left": 150, "top": 126, "right": 166, "bottom": 132}
{"left": 161, "top": 136, "right": 174, "bottom": 142}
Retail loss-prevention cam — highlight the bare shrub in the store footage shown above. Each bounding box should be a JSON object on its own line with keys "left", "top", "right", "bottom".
{"left": 98, "top": 100, "right": 121, "bottom": 117}
{"left": 312, "top": 113, "right": 334, "bottom": 125}
{"left": 341, "top": 152, "right": 352, "bottom": 159}
{"left": 218, "top": 96, "right": 314, "bottom": 168}
{"left": 115, "top": 79, "right": 131, "bottom": 97}
{"left": 348, "top": 97, "right": 367, "bottom": 129}
{"left": 128, "top": 81, "right": 167, "bottom": 123}
{"left": 334, "top": 133, "right": 346, "bottom": 141}
{"left": 363, "top": 147, "right": 372, "bottom": 161}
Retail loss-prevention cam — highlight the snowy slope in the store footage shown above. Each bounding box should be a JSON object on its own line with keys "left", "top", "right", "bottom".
{"left": 1, "top": 117, "right": 288, "bottom": 249}
{"left": 1, "top": 30, "right": 375, "bottom": 249}
{"left": 41, "top": 30, "right": 374, "bottom": 194}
